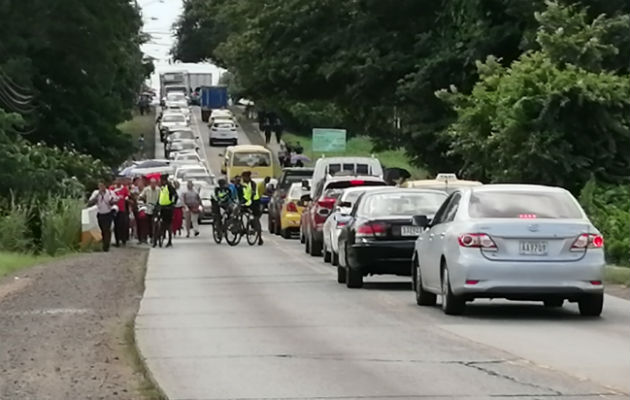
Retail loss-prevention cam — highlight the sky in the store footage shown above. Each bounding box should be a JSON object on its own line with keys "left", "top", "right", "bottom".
{"left": 139, "top": 0, "right": 224, "bottom": 90}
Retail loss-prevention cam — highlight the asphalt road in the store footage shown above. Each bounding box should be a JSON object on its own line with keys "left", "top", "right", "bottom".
{"left": 138, "top": 109, "right": 630, "bottom": 400}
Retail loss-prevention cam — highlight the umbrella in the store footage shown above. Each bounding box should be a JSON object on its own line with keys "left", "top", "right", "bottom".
{"left": 135, "top": 159, "right": 170, "bottom": 169}
{"left": 291, "top": 154, "right": 311, "bottom": 164}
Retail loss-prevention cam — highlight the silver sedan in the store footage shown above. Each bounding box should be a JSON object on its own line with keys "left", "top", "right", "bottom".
{"left": 412, "top": 184, "right": 605, "bottom": 316}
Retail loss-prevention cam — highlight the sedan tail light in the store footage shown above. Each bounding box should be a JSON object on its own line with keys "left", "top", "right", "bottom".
{"left": 317, "top": 197, "right": 336, "bottom": 209}
{"left": 286, "top": 202, "right": 298, "bottom": 213}
{"left": 571, "top": 233, "right": 604, "bottom": 251}
{"left": 458, "top": 233, "right": 497, "bottom": 251}
{"left": 356, "top": 222, "right": 386, "bottom": 239}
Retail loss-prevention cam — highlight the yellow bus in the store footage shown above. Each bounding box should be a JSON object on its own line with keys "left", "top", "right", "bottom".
{"left": 221, "top": 145, "right": 274, "bottom": 181}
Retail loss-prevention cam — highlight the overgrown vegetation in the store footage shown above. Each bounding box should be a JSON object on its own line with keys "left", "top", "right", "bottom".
{"left": 0, "top": 252, "right": 54, "bottom": 279}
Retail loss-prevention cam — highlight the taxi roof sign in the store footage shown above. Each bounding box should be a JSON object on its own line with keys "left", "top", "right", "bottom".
{"left": 436, "top": 173, "right": 458, "bottom": 181}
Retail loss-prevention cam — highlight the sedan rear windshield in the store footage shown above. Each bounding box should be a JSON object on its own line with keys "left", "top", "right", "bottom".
{"left": 325, "top": 180, "right": 385, "bottom": 191}
{"left": 468, "top": 191, "right": 582, "bottom": 219}
{"left": 365, "top": 192, "right": 447, "bottom": 218}
{"left": 280, "top": 172, "right": 313, "bottom": 189}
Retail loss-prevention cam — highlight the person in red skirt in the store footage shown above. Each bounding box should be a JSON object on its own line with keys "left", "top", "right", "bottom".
{"left": 172, "top": 180, "right": 184, "bottom": 236}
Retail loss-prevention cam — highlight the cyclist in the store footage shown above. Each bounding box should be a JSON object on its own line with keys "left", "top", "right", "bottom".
{"left": 240, "top": 171, "right": 263, "bottom": 245}
{"left": 156, "top": 174, "right": 178, "bottom": 248}
{"left": 212, "top": 178, "right": 234, "bottom": 224}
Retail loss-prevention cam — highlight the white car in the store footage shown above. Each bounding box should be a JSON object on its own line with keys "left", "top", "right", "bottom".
{"left": 210, "top": 109, "right": 233, "bottom": 121}
{"left": 412, "top": 184, "right": 606, "bottom": 316}
{"left": 174, "top": 165, "right": 210, "bottom": 182}
{"left": 165, "top": 103, "right": 191, "bottom": 123}
{"left": 166, "top": 129, "right": 196, "bottom": 144}
{"left": 209, "top": 119, "right": 238, "bottom": 146}
{"left": 172, "top": 152, "right": 204, "bottom": 166}
{"left": 322, "top": 186, "right": 388, "bottom": 265}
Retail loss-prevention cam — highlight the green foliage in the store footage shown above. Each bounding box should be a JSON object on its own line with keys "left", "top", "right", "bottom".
{"left": 0, "top": 252, "right": 54, "bottom": 279}
{"left": 437, "top": 2, "right": 629, "bottom": 193}
{"left": 40, "top": 197, "right": 82, "bottom": 256}
{"left": 579, "top": 179, "right": 629, "bottom": 266}
{"left": 0, "top": 200, "right": 34, "bottom": 253}
{"left": 0, "top": 0, "right": 148, "bottom": 166}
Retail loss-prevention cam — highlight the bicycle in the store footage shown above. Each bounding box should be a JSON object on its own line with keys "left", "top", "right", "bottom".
{"left": 241, "top": 207, "right": 261, "bottom": 246}
{"left": 151, "top": 205, "right": 165, "bottom": 248}
{"left": 211, "top": 203, "right": 231, "bottom": 244}
{"left": 224, "top": 204, "right": 243, "bottom": 246}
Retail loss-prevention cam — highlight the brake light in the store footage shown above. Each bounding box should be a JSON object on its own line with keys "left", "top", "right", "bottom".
{"left": 571, "top": 234, "right": 604, "bottom": 251}
{"left": 458, "top": 233, "right": 497, "bottom": 251}
{"left": 350, "top": 180, "right": 365, "bottom": 185}
{"left": 336, "top": 219, "right": 347, "bottom": 228}
{"left": 519, "top": 214, "right": 537, "bottom": 219}
{"left": 356, "top": 222, "right": 386, "bottom": 238}
{"left": 317, "top": 197, "right": 336, "bottom": 209}
{"left": 286, "top": 202, "right": 298, "bottom": 213}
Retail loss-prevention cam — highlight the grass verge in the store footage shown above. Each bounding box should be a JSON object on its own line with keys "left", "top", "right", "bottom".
{"left": 119, "top": 109, "right": 156, "bottom": 159}
{"left": 121, "top": 250, "right": 168, "bottom": 400}
{"left": 282, "top": 131, "right": 427, "bottom": 178}
{"left": 0, "top": 252, "right": 54, "bottom": 279}
{"left": 605, "top": 265, "right": 630, "bottom": 286}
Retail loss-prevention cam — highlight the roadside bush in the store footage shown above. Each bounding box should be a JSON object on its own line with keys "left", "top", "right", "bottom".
{"left": 39, "top": 197, "right": 82, "bottom": 256}
{"left": 580, "top": 179, "right": 630, "bottom": 267}
{"left": 0, "top": 200, "right": 33, "bottom": 253}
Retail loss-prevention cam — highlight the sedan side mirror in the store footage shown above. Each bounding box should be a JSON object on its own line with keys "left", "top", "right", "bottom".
{"left": 301, "top": 180, "right": 310, "bottom": 190}
{"left": 300, "top": 194, "right": 312, "bottom": 203}
{"left": 412, "top": 215, "right": 430, "bottom": 228}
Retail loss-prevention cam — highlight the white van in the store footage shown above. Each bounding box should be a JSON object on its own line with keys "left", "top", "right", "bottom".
{"left": 309, "top": 157, "right": 383, "bottom": 199}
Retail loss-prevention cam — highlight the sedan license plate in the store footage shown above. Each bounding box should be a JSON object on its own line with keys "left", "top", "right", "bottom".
{"left": 519, "top": 240, "right": 548, "bottom": 256}
{"left": 401, "top": 225, "right": 422, "bottom": 237}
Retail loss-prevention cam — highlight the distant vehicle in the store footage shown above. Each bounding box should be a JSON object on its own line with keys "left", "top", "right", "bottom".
{"left": 158, "top": 113, "right": 188, "bottom": 142}
{"left": 322, "top": 186, "right": 389, "bottom": 265}
{"left": 337, "top": 188, "right": 447, "bottom": 288}
{"left": 174, "top": 165, "right": 210, "bottom": 183}
{"left": 401, "top": 173, "right": 482, "bottom": 193}
{"left": 221, "top": 145, "right": 273, "bottom": 181}
{"left": 209, "top": 119, "right": 238, "bottom": 146}
{"left": 172, "top": 152, "right": 203, "bottom": 166}
{"left": 166, "top": 129, "right": 197, "bottom": 143}
{"left": 166, "top": 140, "right": 199, "bottom": 159}
{"left": 182, "top": 172, "right": 214, "bottom": 187}
{"left": 301, "top": 175, "right": 387, "bottom": 257}
{"left": 189, "top": 73, "right": 213, "bottom": 104}
{"left": 310, "top": 157, "right": 384, "bottom": 200}
{"left": 200, "top": 86, "right": 229, "bottom": 122}
{"left": 209, "top": 109, "right": 234, "bottom": 122}
{"left": 198, "top": 186, "right": 215, "bottom": 224}
{"left": 159, "top": 70, "right": 189, "bottom": 104}
{"left": 278, "top": 182, "right": 310, "bottom": 239}
{"left": 268, "top": 167, "right": 314, "bottom": 235}
{"left": 412, "top": 184, "right": 605, "bottom": 316}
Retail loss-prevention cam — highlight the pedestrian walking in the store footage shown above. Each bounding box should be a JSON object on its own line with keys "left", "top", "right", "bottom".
{"left": 111, "top": 177, "right": 130, "bottom": 247}
{"left": 183, "top": 180, "right": 201, "bottom": 237}
{"left": 139, "top": 178, "right": 160, "bottom": 243}
{"left": 172, "top": 180, "right": 184, "bottom": 236}
{"left": 157, "top": 175, "right": 178, "bottom": 247}
{"left": 88, "top": 182, "right": 118, "bottom": 252}
{"left": 273, "top": 117, "right": 283, "bottom": 144}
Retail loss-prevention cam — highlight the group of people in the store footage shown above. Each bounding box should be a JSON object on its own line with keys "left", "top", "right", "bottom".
{"left": 88, "top": 174, "right": 207, "bottom": 251}
{"left": 212, "top": 172, "right": 274, "bottom": 246}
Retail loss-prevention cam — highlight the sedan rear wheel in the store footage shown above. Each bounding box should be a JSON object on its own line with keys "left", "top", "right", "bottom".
{"left": 346, "top": 268, "right": 363, "bottom": 289}
{"left": 441, "top": 267, "right": 465, "bottom": 315}
{"left": 578, "top": 293, "right": 603, "bottom": 317}
{"left": 331, "top": 251, "right": 339, "bottom": 266}
{"left": 337, "top": 266, "right": 346, "bottom": 284}
{"left": 415, "top": 262, "right": 436, "bottom": 306}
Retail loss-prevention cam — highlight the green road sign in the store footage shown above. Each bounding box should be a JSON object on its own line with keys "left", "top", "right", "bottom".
{"left": 312, "top": 128, "right": 347, "bottom": 152}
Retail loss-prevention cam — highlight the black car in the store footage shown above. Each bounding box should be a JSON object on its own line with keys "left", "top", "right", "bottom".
{"left": 268, "top": 167, "right": 314, "bottom": 235}
{"left": 337, "top": 189, "right": 448, "bottom": 288}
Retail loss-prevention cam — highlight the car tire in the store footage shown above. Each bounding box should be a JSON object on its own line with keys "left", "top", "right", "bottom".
{"left": 281, "top": 228, "right": 290, "bottom": 239}
{"left": 233, "top": 140, "right": 238, "bottom": 146}
{"left": 543, "top": 299, "right": 564, "bottom": 308}
{"left": 304, "top": 233, "right": 310, "bottom": 254}
{"left": 300, "top": 227, "right": 305, "bottom": 243}
{"left": 441, "top": 266, "right": 465, "bottom": 315}
{"left": 578, "top": 294, "right": 603, "bottom": 317}
{"left": 331, "top": 251, "right": 339, "bottom": 266}
{"left": 415, "top": 261, "right": 437, "bottom": 306}
{"left": 337, "top": 266, "right": 346, "bottom": 284}
{"left": 346, "top": 268, "right": 363, "bottom": 289}
{"left": 309, "top": 236, "right": 322, "bottom": 257}
{"left": 274, "top": 218, "right": 282, "bottom": 235}
{"left": 323, "top": 242, "right": 331, "bottom": 263}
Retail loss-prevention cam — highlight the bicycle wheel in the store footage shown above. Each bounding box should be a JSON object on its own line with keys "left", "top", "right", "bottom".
{"left": 157, "top": 221, "right": 164, "bottom": 247}
{"left": 211, "top": 215, "right": 223, "bottom": 244}
{"left": 246, "top": 216, "right": 261, "bottom": 246}
{"left": 151, "top": 217, "right": 160, "bottom": 247}
{"left": 224, "top": 216, "right": 242, "bottom": 246}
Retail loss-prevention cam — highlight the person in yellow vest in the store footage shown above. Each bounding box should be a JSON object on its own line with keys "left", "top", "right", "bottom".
{"left": 156, "top": 174, "right": 179, "bottom": 248}
{"left": 240, "top": 171, "right": 263, "bottom": 245}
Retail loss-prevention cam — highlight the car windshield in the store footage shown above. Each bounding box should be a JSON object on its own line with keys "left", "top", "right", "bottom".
{"left": 341, "top": 190, "right": 366, "bottom": 205}
{"left": 232, "top": 152, "right": 271, "bottom": 167}
{"left": 365, "top": 192, "right": 447, "bottom": 217}
{"left": 177, "top": 154, "right": 199, "bottom": 161}
{"left": 172, "top": 132, "right": 195, "bottom": 140}
{"left": 469, "top": 191, "right": 583, "bottom": 219}
{"left": 281, "top": 172, "right": 313, "bottom": 189}
{"left": 163, "top": 115, "right": 185, "bottom": 123}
